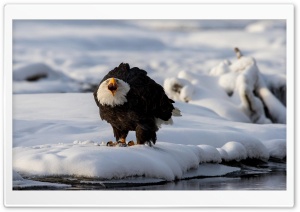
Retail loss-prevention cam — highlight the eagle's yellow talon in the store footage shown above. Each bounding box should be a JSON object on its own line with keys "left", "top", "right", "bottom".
{"left": 106, "top": 141, "right": 117, "bottom": 146}
{"left": 127, "top": 141, "right": 135, "bottom": 146}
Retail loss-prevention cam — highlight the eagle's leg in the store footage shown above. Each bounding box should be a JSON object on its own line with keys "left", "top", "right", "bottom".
{"left": 112, "top": 126, "right": 129, "bottom": 145}
{"left": 135, "top": 124, "right": 157, "bottom": 146}
{"left": 118, "top": 137, "right": 126, "bottom": 144}
{"left": 106, "top": 141, "right": 116, "bottom": 146}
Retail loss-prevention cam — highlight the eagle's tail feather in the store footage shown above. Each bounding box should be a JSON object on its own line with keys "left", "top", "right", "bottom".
{"left": 172, "top": 107, "right": 182, "bottom": 116}
{"left": 155, "top": 118, "right": 173, "bottom": 128}
{"left": 156, "top": 107, "right": 181, "bottom": 128}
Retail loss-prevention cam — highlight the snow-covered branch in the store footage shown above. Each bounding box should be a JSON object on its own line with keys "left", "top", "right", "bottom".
{"left": 164, "top": 48, "right": 286, "bottom": 124}
{"left": 218, "top": 48, "right": 286, "bottom": 124}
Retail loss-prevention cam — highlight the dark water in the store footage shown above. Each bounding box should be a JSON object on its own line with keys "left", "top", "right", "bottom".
{"left": 114, "top": 171, "right": 286, "bottom": 190}
{"left": 16, "top": 161, "right": 286, "bottom": 190}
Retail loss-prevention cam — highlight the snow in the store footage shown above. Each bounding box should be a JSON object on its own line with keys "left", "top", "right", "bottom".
{"left": 13, "top": 141, "right": 240, "bottom": 182}
{"left": 218, "top": 142, "right": 247, "bottom": 162}
{"left": 263, "top": 139, "right": 286, "bottom": 160}
{"left": 13, "top": 93, "right": 285, "bottom": 184}
{"left": 13, "top": 170, "right": 71, "bottom": 189}
{"left": 204, "top": 52, "right": 285, "bottom": 124}
{"left": 245, "top": 20, "right": 286, "bottom": 33}
{"left": 11, "top": 20, "right": 287, "bottom": 188}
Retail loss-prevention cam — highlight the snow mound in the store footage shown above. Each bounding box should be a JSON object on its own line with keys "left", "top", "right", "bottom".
{"left": 163, "top": 77, "right": 194, "bottom": 102}
{"left": 262, "top": 73, "right": 286, "bottom": 106}
{"left": 208, "top": 51, "right": 286, "bottom": 124}
{"left": 210, "top": 59, "right": 232, "bottom": 76}
{"left": 218, "top": 141, "right": 247, "bottom": 162}
{"left": 13, "top": 142, "right": 202, "bottom": 181}
{"left": 245, "top": 20, "right": 286, "bottom": 33}
{"left": 164, "top": 70, "right": 252, "bottom": 123}
{"left": 163, "top": 49, "right": 286, "bottom": 125}
{"left": 13, "top": 140, "right": 272, "bottom": 181}
{"left": 13, "top": 63, "right": 82, "bottom": 94}
{"left": 198, "top": 145, "right": 222, "bottom": 163}
{"left": 13, "top": 63, "right": 62, "bottom": 81}
{"left": 262, "top": 139, "right": 286, "bottom": 160}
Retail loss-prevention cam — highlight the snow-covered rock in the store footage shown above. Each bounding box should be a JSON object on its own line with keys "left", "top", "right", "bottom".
{"left": 13, "top": 63, "right": 62, "bottom": 81}
{"left": 13, "top": 63, "right": 82, "bottom": 94}
{"left": 163, "top": 77, "right": 194, "bottom": 102}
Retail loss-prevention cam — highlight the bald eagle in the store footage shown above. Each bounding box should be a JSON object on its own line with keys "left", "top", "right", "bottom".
{"left": 93, "top": 63, "right": 181, "bottom": 146}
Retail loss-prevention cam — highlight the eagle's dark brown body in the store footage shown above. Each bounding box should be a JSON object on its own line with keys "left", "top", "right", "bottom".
{"left": 93, "top": 63, "right": 176, "bottom": 145}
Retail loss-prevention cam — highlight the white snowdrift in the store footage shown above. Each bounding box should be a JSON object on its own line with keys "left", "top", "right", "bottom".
{"left": 13, "top": 63, "right": 61, "bottom": 81}
{"left": 262, "top": 139, "right": 286, "bottom": 160}
{"left": 233, "top": 55, "right": 285, "bottom": 124}
{"left": 13, "top": 141, "right": 242, "bottom": 181}
{"left": 163, "top": 70, "right": 252, "bottom": 123}
{"left": 164, "top": 52, "right": 286, "bottom": 124}
{"left": 13, "top": 63, "right": 82, "bottom": 94}
{"left": 12, "top": 20, "right": 286, "bottom": 95}
{"left": 245, "top": 20, "right": 286, "bottom": 33}
{"left": 13, "top": 93, "right": 285, "bottom": 181}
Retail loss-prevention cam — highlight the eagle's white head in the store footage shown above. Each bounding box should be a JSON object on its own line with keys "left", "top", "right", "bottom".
{"left": 97, "top": 77, "right": 130, "bottom": 107}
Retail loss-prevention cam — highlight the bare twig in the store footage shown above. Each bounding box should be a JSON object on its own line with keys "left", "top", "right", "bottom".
{"left": 234, "top": 47, "right": 243, "bottom": 59}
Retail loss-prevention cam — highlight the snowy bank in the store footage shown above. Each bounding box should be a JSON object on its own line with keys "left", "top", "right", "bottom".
{"left": 13, "top": 142, "right": 241, "bottom": 181}
{"left": 13, "top": 93, "right": 286, "bottom": 182}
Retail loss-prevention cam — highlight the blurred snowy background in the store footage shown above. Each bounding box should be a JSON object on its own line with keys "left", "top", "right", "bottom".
{"left": 12, "top": 20, "right": 287, "bottom": 189}
{"left": 13, "top": 20, "right": 286, "bottom": 93}
{"left": 13, "top": 20, "right": 286, "bottom": 123}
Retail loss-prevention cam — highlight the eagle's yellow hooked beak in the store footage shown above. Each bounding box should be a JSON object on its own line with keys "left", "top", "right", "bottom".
{"left": 108, "top": 78, "right": 118, "bottom": 96}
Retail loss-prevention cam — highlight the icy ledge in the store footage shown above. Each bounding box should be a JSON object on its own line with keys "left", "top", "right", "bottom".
{"left": 13, "top": 141, "right": 274, "bottom": 181}
{"left": 13, "top": 170, "right": 71, "bottom": 189}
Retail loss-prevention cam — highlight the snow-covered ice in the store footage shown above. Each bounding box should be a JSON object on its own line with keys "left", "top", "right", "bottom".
{"left": 13, "top": 170, "right": 71, "bottom": 189}
{"left": 11, "top": 20, "right": 287, "bottom": 188}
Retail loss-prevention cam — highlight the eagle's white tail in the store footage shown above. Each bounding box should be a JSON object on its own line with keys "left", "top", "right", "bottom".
{"left": 172, "top": 107, "right": 182, "bottom": 116}
{"left": 156, "top": 107, "right": 181, "bottom": 128}
{"left": 155, "top": 118, "right": 174, "bottom": 128}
